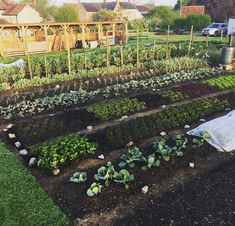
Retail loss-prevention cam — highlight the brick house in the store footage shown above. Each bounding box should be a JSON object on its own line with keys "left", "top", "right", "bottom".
{"left": 181, "top": 5, "right": 205, "bottom": 16}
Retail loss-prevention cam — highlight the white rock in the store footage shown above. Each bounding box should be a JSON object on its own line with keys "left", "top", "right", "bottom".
{"left": 87, "top": 126, "right": 93, "bottom": 132}
{"left": 126, "top": 141, "right": 134, "bottom": 147}
{"left": 55, "top": 85, "right": 60, "bottom": 89}
{"left": 8, "top": 133, "right": 16, "bottom": 139}
{"left": 160, "top": 132, "right": 166, "bottom": 136}
{"left": 98, "top": 154, "right": 105, "bottom": 160}
{"left": 14, "top": 141, "right": 21, "bottom": 148}
{"left": 28, "top": 157, "right": 37, "bottom": 167}
{"left": 53, "top": 168, "right": 60, "bottom": 176}
{"left": 225, "top": 108, "right": 231, "bottom": 111}
{"left": 3, "top": 128, "right": 8, "bottom": 132}
{"left": 142, "top": 186, "right": 149, "bottom": 194}
{"left": 19, "top": 149, "right": 28, "bottom": 156}
{"left": 161, "top": 105, "right": 167, "bottom": 109}
{"left": 189, "top": 163, "right": 195, "bottom": 168}
{"left": 184, "top": 125, "right": 191, "bottom": 129}
{"left": 199, "top": 119, "right": 206, "bottom": 122}
{"left": 7, "top": 124, "right": 13, "bottom": 129}
{"left": 119, "top": 115, "right": 128, "bottom": 122}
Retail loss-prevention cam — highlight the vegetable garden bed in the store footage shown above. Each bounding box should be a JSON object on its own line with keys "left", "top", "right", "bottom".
{"left": 1, "top": 55, "right": 235, "bottom": 225}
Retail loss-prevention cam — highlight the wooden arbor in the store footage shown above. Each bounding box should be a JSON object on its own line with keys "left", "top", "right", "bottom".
{"left": 0, "top": 21, "right": 128, "bottom": 57}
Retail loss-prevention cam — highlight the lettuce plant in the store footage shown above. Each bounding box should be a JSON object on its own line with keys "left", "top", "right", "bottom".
{"left": 113, "top": 169, "right": 134, "bottom": 189}
{"left": 154, "top": 139, "right": 173, "bottom": 162}
{"left": 87, "top": 183, "right": 103, "bottom": 197}
{"left": 192, "top": 138, "right": 204, "bottom": 148}
{"left": 94, "top": 162, "right": 116, "bottom": 186}
{"left": 141, "top": 154, "right": 160, "bottom": 171}
{"left": 70, "top": 171, "right": 87, "bottom": 183}
{"left": 36, "top": 135, "right": 97, "bottom": 170}
{"left": 119, "top": 147, "right": 145, "bottom": 168}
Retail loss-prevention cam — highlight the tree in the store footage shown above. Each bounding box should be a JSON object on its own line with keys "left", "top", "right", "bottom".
{"left": 93, "top": 9, "right": 118, "bottom": 22}
{"left": 185, "top": 14, "right": 211, "bottom": 31}
{"left": 146, "top": 6, "right": 178, "bottom": 28}
{"left": 55, "top": 5, "right": 79, "bottom": 22}
{"left": 174, "top": 0, "right": 189, "bottom": 11}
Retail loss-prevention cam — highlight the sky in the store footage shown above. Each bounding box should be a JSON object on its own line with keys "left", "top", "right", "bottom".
{"left": 50, "top": 0, "right": 177, "bottom": 7}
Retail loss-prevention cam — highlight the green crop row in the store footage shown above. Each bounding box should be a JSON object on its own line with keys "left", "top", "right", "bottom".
{"left": 87, "top": 98, "right": 147, "bottom": 121}
{"left": 36, "top": 135, "right": 97, "bottom": 170}
{"left": 204, "top": 75, "right": 235, "bottom": 90}
{"left": 94, "top": 97, "right": 230, "bottom": 147}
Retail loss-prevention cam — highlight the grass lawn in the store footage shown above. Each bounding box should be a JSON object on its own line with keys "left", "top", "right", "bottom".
{"left": 0, "top": 141, "right": 70, "bottom": 226}
{"left": 129, "top": 32, "right": 228, "bottom": 45}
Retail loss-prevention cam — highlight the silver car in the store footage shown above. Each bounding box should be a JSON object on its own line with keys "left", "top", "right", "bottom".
{"left": 201, "top": 23, "right": 228, "bottom": 36}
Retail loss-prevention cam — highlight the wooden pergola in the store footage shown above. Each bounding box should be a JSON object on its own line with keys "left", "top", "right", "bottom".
{"left": 0, "top": 20, "right": 129, "bottom": 57}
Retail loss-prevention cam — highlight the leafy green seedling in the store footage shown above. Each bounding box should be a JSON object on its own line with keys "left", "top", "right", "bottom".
{"left": 201, "top": 131, "right": 211, "bottom": 139}
{"left": 154, "top": 139, "right": 173, "bottom": 162}
{"left": 113, "top": 169, "right": 134, "bottom": 189}
{"left": 141, "top": 154, "right": 160, "bottom": 171}
{"left": 94, "top": 161, "right": 116, "bottom": 186}
{"left": 192, "top": 138, "right": 204, "bottom": 148}
{"left": 173, "top": 134, "right": 188, "bottom": 149}
{"left": 70, "top": 171, "right": 87, "bottom": 183}
{"left": 87, "top": 183, "right": 103, "bottom": 197}
{"left": 119, "top": 147, "right": 145, "bottom": 168}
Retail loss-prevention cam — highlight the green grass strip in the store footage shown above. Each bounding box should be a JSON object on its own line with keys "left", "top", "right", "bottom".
{"left": 0, "top": 141, "right": 70, "bottom": 226}
{"left": 204, "top": 75, "right": 235, "bottom": 90}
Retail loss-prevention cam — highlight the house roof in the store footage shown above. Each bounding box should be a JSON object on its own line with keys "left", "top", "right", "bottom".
{"left": 0, "top": 0, "right": 11, "bottom": 10}
{"left": 65, "top": 2, "right": 137, "bottom": 13}
{"left": 3, "top": 4, "right": 27, "bottom": 16}
{"left": 136, "top": 5, "right": 155, "bottom": 12}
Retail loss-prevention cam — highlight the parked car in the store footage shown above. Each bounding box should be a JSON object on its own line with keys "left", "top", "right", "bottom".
{"left": 201, "top": 23, "right": 228, "bottom": 36}
{"left": 173, "top": 29, "right": 187, "bottom": 35}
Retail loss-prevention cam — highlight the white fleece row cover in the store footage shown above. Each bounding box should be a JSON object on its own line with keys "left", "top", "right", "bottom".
{"left": 0, "top": 59, "right": 24, "bottom": 69}
{"left": 187, "top": 110, "right": 235, "bottom": 152}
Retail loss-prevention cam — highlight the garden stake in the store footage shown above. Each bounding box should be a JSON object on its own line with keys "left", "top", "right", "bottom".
{"left": 166, "top": 25, "right": 170, "bottom": 59}
{"left": 137, "top": 26, "right": 140, "bottom": 66}
{"left": 44, "top": 55, "right": 48, "bottom": 77}
{"left": 188, "top": 25, "right": 194, "bottom": 56}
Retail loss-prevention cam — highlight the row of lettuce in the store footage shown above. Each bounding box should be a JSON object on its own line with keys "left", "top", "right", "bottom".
{"left": 0, "top": 65, "right": 222, "bottom": 119}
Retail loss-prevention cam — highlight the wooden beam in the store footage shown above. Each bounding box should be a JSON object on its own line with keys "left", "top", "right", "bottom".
{"left": 42, "top": 25, "right": 50, "bottom": 52}
{"left": 63, "top": 25, "right": 72, "bottom": 75}
{"left": 125, "top": 20, "right": 128, "bottom": 44}
{"left": 0, "top": 27, "right": 4, "bottom": 57}
{"left": 97, "top": 23, "right": 102, "bottom": 42}
{"left": 81, "top": 24, "right": 86, "bottom": 48}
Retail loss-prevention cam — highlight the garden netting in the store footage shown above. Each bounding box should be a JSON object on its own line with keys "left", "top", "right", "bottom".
{"left": 187, "top": 110, "right": 235, "bottom": 152}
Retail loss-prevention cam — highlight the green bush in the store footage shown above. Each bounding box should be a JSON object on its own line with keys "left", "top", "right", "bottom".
{"left": 37, "top": 135, "right": 97, "bottom": 170}
{"left": 87, "top": 98, "right": 147, "bottom": 120}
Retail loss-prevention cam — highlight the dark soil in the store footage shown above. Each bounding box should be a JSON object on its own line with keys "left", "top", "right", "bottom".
{"left": 27, "top": 134, "right": 235, "bottom": 226}
{"left": 113, "top": 157, "right": 235, "bottom": 226}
